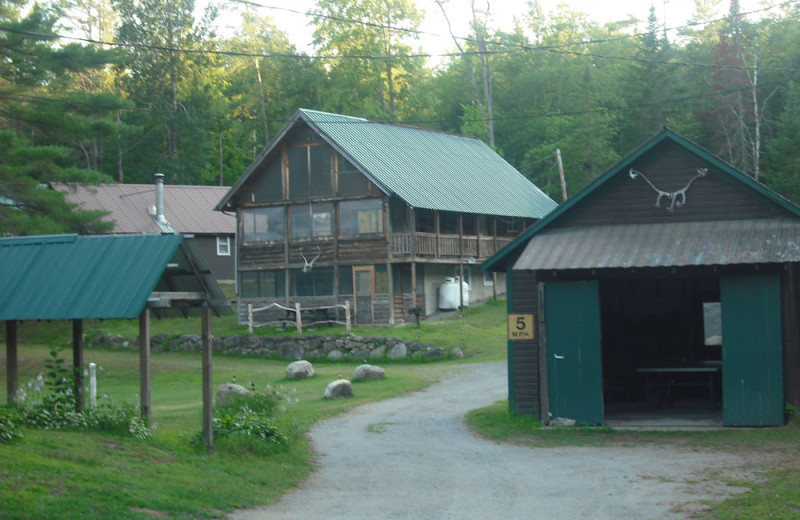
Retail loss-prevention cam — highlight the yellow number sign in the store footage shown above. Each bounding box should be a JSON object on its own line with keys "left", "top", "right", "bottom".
{"left": 508, "top": 313, "right": 535, "bottom": 340}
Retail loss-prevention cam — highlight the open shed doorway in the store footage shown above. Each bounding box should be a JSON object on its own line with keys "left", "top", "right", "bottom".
{"left": 599, "top": 275, "right": 723, "bottom": 425}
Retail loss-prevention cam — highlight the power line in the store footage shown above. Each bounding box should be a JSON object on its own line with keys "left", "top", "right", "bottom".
{"left": 2, "top": 20, "right": 798, "bottom": 73}
{"left": 0, "top": 1, "right": 796, "bottom": 69}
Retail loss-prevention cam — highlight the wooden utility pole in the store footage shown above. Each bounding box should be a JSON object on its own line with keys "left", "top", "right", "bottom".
{"left": 202, "top": 306, "right": 213, "bottom": 450}
{"left": 556, "top": 149, "right": 568, "bottom": 202}
{"left": 139, "top": 308, "right": 151, "bottom": 420}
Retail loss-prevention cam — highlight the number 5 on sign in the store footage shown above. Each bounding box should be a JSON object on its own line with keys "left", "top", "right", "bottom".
{"left": 508, "top": 314, "right": 534, "bottom": 340}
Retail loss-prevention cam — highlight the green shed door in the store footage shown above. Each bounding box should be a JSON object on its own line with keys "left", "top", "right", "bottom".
{"left": 545, "top": 280, "right": 604, "bottom": 425}
{"left": 721, "top": 274, "right": 784, "bottom": 426}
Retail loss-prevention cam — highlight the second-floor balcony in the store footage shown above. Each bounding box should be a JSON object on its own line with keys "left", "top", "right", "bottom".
{"left": 390, "top": 232, "right": 513, "bottom": 260}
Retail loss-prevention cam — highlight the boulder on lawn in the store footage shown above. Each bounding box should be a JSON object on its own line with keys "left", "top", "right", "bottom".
{"left": 353, "top": 364, "right": 385, "bottom": 381}
{"left": 387, "top": 343, "right": 408, "bottom": 360}
{"left": 286, "top": 360, "right": 315, "bottom": 380}
{"left": 324, "top": 379, "right": 353, "bottom": 399}
{"left": 216, "top": 383, "right": 250, "bottom": 406}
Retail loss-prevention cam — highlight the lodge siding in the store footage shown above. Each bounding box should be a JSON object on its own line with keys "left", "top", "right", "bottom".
{"left": 557, "top": 142, "right": 789, "bottom": 229}
{"left": 510, "top": 269, "right": 540, "bottom": 416}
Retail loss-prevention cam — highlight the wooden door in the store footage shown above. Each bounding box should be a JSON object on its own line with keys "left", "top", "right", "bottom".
{"left": 721, "top": 274, "right": 784, "bottom": 426}
{"left": 544, "top": 280, "right": 604, "bottom": 425}
{"left": 353, "top": 266, "right": 375, "bottom": 325}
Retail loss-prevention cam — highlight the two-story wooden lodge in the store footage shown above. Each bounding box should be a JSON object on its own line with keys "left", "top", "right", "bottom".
{"left": 216, "top": 109, "right": 557, "bottom": 325}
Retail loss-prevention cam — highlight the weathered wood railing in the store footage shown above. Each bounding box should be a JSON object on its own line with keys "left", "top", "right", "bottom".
{"left": 390, "top": 233, "right": 513, "bottom": 259}
{"left": 248, "top": 301, "right": 351, "bottom": 334}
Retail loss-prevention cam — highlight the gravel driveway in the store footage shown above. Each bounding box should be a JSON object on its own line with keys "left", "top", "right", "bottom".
{"left": 229, "top": 362, "right": 758, "bottom": 520}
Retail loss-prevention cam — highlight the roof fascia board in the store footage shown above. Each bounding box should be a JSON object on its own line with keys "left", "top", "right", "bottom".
{"left": 215, "top": 110, "right": 306, "bottom": 211}
{"left": 216, "top": 109, "right": 395, "bottom": 211}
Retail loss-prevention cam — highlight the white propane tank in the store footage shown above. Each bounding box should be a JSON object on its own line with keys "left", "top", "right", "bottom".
{"left": 438, "top": 277, "right": 459, "bottom": 310}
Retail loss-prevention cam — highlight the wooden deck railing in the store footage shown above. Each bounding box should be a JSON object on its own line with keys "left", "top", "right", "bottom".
{"left": 389, "top": 233, "right": 513, "bottom": 259}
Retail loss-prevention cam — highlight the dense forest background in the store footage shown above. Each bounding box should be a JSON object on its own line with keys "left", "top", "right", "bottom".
{"left": 1, "top": 0, "right": 799, "bottom": 235}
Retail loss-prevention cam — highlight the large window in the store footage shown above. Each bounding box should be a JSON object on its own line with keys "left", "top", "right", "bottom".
{"left": 291, "top": 203, "right": 333, "bottom": 239}
{"left": 242, "top": 207, "right": 284, "bottom": 243}
{"left": 291, "top": 267, "right": 334, "bottom": 296}
{"left": 240, "top": 270, "right": 285, "bottom": 298}
{"left": 288, "top": 143, "right": 333, "bottom": 200}
{"left": 340, "top": 199, "right": 383, "bottom": 236}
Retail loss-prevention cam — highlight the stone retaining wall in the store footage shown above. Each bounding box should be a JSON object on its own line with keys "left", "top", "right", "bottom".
{"left": 87, "top": 333, "right": 451, "bottom": 361}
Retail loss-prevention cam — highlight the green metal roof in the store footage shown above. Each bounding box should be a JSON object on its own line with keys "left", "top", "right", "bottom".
{"left": 218, "top": 109, "right": 557, "bottom": 219}
{"left": 0, "top": 234, "right": 231, "bottom": 321}
{"left": 482, "top": 127, "right": 800, "bottom": 272}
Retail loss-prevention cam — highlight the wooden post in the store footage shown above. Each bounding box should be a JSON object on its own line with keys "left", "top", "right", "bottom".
{"left": 411, "top": 262, "right": 417, "bottom": 314}
{"left": 202, "top": 306, "right": 213, "bottom": 450}
{"left": 139, "top": 308, "right": 151, "bottom": 420}
{"left": 248, "top": 303, "right": 253, "bottom": 334}
{"left": 72, "top": 319, "right": 84, "bottom": 412}
{"left": 295, "top": 302, "right": 302, "bottom": 334}
{"left": 345, "top": 300, "right": 351, "bottom": 334}
{"left": 387, "top": 262, "right": 395, "bottom": 325}
{"left": 459, "top": 264, "right": 465, "bottom": 317}
{"left": 6, "top": 320, "right": 17, "bottom": 405}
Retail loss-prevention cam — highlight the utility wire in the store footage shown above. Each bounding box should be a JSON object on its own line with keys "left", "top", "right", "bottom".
{"left": 0, "top": 0, "right": 796, "bottom": 69}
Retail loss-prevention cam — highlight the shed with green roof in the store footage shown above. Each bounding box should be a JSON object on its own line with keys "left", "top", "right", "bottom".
{"left": 484, "top": 128, "right": 800, "bottom": 427}
{"left": 217, "top": 108, "right": 556, "bottom": 326}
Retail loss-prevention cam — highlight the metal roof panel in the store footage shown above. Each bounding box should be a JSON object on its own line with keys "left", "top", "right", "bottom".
{"left": 55, "top": 183, "right": 235, "bottom": 235}
{"left": 300, "top": 109, "right": 557, "bottom": 218}
{"left": 513, "top": 219, "right": 800, "bottom": 271}
{"left": 0, "top": 234, "right": 232, "bottom": 321}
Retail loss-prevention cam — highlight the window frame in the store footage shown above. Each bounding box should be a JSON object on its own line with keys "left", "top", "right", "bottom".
{"left": 216, "top": 236, "right": 231, "bottom": 256}
{"left": 339, "top": 199, "right": 384, "bottom": 237}
{"left": 242, "top": 207, "right": 284, "bottom": 243}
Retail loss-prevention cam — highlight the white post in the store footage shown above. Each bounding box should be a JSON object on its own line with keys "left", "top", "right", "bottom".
{"left": 89, "top": 362, "right": 97, "bottom": 410}
{"left": 295, "top": 302, "right": 302, "bottom": 334}
{"left": 345, "top": 300, "right": 351, "bottom": 334}
{"left": 248, "top": 303, "right": 253, "bottom": 334}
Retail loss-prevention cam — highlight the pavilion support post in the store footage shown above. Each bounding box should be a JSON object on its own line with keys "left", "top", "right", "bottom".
{"left": 72, "top": 319, "right": 84, "bottom": 412}
{"left": 139, "top": 308, "right": 151, "bottom": 421}
{"left": 6, "top": 320, "right": 18, "bottom": 405}
{"left": 201, "top": 306, "right": 213, "bottom": 450}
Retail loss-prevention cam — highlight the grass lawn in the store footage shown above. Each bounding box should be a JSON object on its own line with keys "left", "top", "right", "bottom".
{"left": 3, "top": 298, "right": 800, "bottom": 518}
{"left": 0, "top": 301, "right": 507, "bottom": 519}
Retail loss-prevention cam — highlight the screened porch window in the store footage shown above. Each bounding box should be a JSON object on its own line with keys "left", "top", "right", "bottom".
{"left": 291, "top": 203, "right": 333, "bottom": 239}
{"left": 340, "top": 199, "right": 383, "bottom": 236}
{"left": 240, "top": 270, "right": 285, "bottom": 298}
{"left": 291, "top": 267, "right": 334, "bottom": 296}
{"left": 242, "top": 207, "right": 284, "bottom": 243}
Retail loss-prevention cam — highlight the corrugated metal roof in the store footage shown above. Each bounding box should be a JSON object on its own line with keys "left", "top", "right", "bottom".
{"left": 55, "top": 183, "right": 235, "bottom": 235}
{"left": 0, "top": 234, "right": 231, "bottom": 321}
{"left": 301, "top": 109, "right": 557, "bottom": 218}
{"left": 513, "top": 219, "right": 800, "bottom": 271}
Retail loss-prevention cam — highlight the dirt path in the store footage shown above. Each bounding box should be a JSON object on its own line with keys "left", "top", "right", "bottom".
{"left": 228, "top": 363, "right": 758, "bottom": 520}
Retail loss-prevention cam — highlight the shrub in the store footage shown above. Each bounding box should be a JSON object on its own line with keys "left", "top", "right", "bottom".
{"left": 0, "top": 407, "right": 22, "bottom": 442}
{"left": 196, "top": 382, "right": 292, "bottom": 453}
{"left": 13, "top": 346, "right": 153, "bottom": 439}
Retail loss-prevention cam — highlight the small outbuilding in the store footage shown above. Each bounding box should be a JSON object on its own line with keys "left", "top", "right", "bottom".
{"left": 1, "top": 233, "right": 232, "bottom": 447}
{"left": 484, "top": 129, "right": 800, "bottom": 427}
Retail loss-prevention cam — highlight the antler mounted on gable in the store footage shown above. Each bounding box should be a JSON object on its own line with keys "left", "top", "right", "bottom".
{"left": 629, "top": 168, "right": 707, "bottom": 213}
